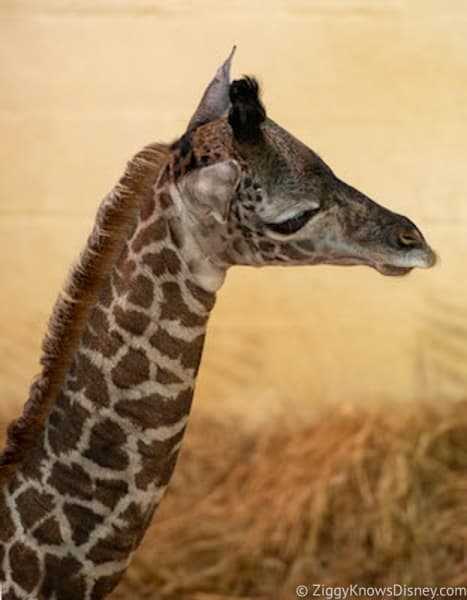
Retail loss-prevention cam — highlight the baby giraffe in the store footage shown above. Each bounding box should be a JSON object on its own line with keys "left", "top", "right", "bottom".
{"left": 0, "top": 50, "right": 436, "bottom": 599}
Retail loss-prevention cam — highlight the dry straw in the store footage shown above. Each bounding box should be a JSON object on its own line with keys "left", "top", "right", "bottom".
{"left": 104, "top": 401, "right": 467, "bottom": 599}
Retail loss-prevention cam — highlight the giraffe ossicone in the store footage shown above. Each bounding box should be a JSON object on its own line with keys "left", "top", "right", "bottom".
{"left": 0, "top": 50, "right": 436, "bottom": 599}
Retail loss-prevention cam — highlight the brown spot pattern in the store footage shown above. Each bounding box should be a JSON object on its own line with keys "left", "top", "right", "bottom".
{"left": 150, "top": 328, "right": 205, "bottom": 372}
{"left": 86, "top": 501, "right": 143, "bottom": 564}
{"left": 64, "top": 502, "right": 104, "bottom": 546}
{"left": 158, "top": 190, "right": 172, "bottom": 210}
{"left": 160, "top": 281, "right": 207, "bottom": 327}
{"left": 33, "top": 516, "right": 63, "bottom": 545}
{"left": 115, "top": 388, "right": 192, "bottom": 431}
{"left": 121, "top": 501, "right": 153, "bottom": 547}
{"left": 135, "top": 423, "right": 187, "bottom": 490}
{"left": 16, "top": 488, "right": 54, "bottom": 530}
{"left": 128, "top": 274, "right": 154, "bottom": 308}
{"left": 140, "top": 195, "right": 155, "bottom": 220}
{"left": 180, "top": 333, "right": 205, "bottom": 373}
{"left": 20, "top": 448, "right": 44, "bottom": 481}
{"left": 115, "top": 393, "right": 166, "bottom": 429}
{"left": 112, "top": 347, "right": 149, "bottom": 388}
{"left": 9, "top": 541, "right": 40, "bottom": 592}
{"left": 150, "top": 327, "right": 188, "bottom": 359}
{"left": 91, "top": 569, "right": 127, "bottom": 599}
{"left": 113, "top": 305, "right": 150, "bottom": 336}
{"left": 99, "top": 329, "right": 124, "bottom": 358}
{"left": 87, "top": 530, "right": 134, "bottom": 565}
{"left": 186, "top": 279, "right": 216, "bottom": 311}
{"left": 48, "top": 391, "right": 91, "bottom": 455}
{"left": 84, "top": 419, "right": 128, "bottom": 470}
{"left": 155, "top": 366, "right": 182, "bottom": 384}
{"left": 41, "top": 553, "right": 86, "bottom": 600}
{"left": 131, "top": 218, "right": 167, "bottom": 252}
{"left": 48, "top": 461, "right": 93, "bottom": 501}
{"left": 68, "top": 353, "right": 110, "bottom": 406}
{"left": 95, "top": 478, "right": 129, "bottom": 509}
{"left": 77, "top": 325, "right": 121, "bottom": 359}
{"left": 181, "top": 308, "right": 207, "bottom": 328}
{"left": 88, "top": 307, "right": 109, "bottom": 334}
{"left": 143, "top": 248, "right": 181, "bottom": 277}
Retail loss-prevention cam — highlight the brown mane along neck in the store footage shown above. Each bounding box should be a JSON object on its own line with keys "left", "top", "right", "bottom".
{"left": 0, "top": 143, "right": 170, "bottom": 483}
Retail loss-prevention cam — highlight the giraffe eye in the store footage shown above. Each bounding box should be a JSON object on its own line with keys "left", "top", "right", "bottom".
{"left": 265, "top": 209, "right": 317, "bottom": 236}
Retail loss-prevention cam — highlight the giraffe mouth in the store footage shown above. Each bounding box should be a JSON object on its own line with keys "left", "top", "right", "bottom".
{"left": 375, "top": 246, "right": 437, "bottom": 276}
{"left": 376, "top": 264, "right": 413, "bottom": 276}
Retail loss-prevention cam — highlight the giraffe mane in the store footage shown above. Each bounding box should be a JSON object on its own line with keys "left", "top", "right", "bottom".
{"left": 0, "top": 141, "right": 170, "bottom": 483}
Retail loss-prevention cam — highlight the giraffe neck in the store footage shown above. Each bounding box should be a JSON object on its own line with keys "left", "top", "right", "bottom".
{"left": 0, "top": 176, "right": 221, "bottom": 599}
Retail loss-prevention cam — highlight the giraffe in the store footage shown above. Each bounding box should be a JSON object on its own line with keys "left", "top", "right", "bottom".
{"left": 0, "top": 49, "right": 436, "bottom": 600}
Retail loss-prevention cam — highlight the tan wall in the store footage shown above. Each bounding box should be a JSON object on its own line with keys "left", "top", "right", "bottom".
{"left": 1, "top": 1, "right": 466, "bottom": 421}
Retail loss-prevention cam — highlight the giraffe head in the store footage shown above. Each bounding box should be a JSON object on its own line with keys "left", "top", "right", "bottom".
{"left": 170, "top": 50, "right": 436, "bottom": 285}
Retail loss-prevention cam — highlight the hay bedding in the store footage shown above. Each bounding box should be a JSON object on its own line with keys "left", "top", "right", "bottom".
{"left": 107, "top": 403, "right": 467, "bottom": 600}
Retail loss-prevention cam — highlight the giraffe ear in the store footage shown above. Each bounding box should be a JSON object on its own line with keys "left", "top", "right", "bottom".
{"left": 177, "top": 160, "right": 241, "bottom": 224}
{"left": 186, "top": 47, "right": 236, "bottom": 133}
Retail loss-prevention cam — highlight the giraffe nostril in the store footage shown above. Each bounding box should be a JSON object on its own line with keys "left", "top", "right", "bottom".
{"left": 397, "top": 227, "right": 423, "bottom": 249}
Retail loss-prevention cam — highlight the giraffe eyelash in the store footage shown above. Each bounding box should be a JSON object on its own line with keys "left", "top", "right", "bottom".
{"left": 265, "top": 208, "right": 319, "bottom": 236}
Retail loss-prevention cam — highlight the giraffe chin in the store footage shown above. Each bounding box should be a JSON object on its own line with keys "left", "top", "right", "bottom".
{"left": 375, "top": 264, "right": 413, "bottom": 276}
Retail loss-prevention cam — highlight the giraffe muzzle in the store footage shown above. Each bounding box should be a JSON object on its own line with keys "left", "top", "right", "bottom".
{"left": 375, "top": 244, "right": 437, "bottom": 276}
{"left": 370, "top": 212, "right": 437, "bottom": 276}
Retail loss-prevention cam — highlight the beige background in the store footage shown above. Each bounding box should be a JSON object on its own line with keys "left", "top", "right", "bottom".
{"left": 1, "top": 0, "right": 466, "bottom": 422}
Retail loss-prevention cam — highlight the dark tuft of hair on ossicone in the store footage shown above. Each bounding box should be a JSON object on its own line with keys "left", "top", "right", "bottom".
{"left": 228, "top": 77, "right": 266, "bottom": 143}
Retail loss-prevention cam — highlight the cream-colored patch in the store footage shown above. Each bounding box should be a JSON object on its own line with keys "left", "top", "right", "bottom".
{"left": 170, "top": 182, "right": 226, "bottom": 292}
